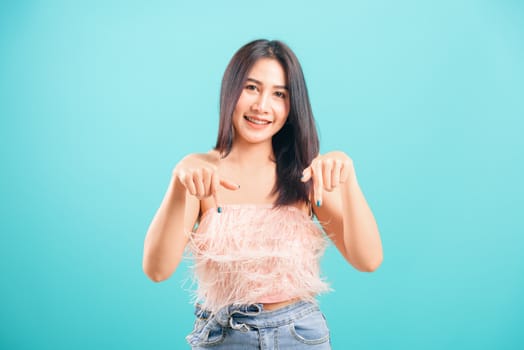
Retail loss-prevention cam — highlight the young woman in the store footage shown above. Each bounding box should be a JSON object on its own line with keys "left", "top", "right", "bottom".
{"left": 142, "top": 39, "right": 383, "bottom": 349}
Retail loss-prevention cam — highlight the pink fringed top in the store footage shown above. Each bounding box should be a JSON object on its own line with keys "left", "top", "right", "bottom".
{"left": 187, "top": 204, "right": 330, "bottom": 313}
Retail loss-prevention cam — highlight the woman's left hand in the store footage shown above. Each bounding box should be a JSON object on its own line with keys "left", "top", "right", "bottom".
{"left": 301, "top": 151, "right": 355, "bottom": 207}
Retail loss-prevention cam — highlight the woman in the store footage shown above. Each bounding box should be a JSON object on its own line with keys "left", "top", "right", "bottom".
{"left": 143, "top": 39, "right": 383, "bottom": 349}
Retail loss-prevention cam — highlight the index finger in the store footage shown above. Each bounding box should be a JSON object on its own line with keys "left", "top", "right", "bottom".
{"left": 213, "top": 175, "right": 240, "bottom": 214}
{"left": 313, "top": 160, "right": 323, "bottom": 207}
{"left": 211, "top": 171, "right": 221, "bottom": 213}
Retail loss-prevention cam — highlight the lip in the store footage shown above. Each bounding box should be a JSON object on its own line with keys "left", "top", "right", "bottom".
{"left": 244, "top": 115, "right": 272, "bottom": 123}
{"left": 244, "top": 115, "right": 272, "bottom": 129}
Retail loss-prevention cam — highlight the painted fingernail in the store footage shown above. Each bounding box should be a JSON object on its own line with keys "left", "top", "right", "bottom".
{"left": 316, "top": 200, "right": 322, "bottom": 207}
{"left": 217, "top": 206, "right": 222, "bottom": 213}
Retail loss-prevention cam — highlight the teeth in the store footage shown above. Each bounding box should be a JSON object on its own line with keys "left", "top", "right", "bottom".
{"left": 245, "top": 116, "right": 270, "bottom": 125}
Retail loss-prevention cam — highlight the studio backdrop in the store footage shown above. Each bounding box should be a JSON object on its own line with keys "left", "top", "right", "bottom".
{"left": 1, "top": 1, "right": 523, "bottom": 349}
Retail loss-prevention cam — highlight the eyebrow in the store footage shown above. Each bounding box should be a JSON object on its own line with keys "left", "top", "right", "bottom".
{"left": 246, "top": 78, "right": 288, "bottom": 90}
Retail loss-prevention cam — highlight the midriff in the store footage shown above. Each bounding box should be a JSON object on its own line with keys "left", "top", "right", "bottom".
{"left": 261, "top": 298, "right": 301, "bottom": 311}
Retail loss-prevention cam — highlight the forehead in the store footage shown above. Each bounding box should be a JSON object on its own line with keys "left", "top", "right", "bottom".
{"left": 247, "top": 58, "right": 287, "bottom": 85}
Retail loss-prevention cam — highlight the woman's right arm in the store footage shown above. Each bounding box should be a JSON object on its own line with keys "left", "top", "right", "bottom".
{"left": 142, "top": 172, "right": 200, "bottom": 282}
{"left": 142, "top": 152, "right": 239, "bottom": 282}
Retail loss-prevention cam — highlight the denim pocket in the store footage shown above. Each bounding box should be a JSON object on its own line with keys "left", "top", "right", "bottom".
{"left": 186, "top": 317, "right": 225, "bottom": 347}
{"left": 289, "top": 310, "right": 330, "bottom": 345}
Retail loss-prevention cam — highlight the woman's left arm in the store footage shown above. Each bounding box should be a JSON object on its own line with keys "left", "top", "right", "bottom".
{"left": 302, "top": 151, "right": 383, "bottom": 272}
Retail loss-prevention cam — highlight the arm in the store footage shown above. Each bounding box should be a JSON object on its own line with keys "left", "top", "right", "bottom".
{"left": 142, "top": 175, "right": 200, "bottom": 282}
{"left": 142, "top": 152, "right": 240, "bottom": 282}
{"left": 304, "top": 151, "right": 383, "bottom": 272}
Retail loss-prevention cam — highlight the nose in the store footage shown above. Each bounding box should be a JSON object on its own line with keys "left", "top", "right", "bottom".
{"left": 252, "top": 93, "right": 270, "bottom": 114}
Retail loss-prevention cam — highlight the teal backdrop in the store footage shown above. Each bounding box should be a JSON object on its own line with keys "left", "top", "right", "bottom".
{"left": 1, "top": 0, "right": 523, "bottom": 349}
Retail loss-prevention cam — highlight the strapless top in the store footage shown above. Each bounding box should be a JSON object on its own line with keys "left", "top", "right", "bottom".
{"left": 186, "top": 204, "right": 330, "bottom": 313}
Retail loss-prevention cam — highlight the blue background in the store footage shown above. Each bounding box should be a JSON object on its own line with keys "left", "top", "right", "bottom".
{"left": 1, "top": 0, "right": 523, "bottom": 349}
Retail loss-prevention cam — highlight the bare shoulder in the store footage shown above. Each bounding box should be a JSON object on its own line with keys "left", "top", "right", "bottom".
{"left": 181, "top": 150, "right": 220, "bottom": 166}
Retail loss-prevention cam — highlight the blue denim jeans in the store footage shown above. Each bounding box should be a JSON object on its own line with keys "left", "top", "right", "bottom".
{"left": 186, "top": 300, "right": 331, "bottom": 349}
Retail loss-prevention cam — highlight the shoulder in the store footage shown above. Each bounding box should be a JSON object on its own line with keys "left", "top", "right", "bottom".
{"left": 180, "top": 150, "right": 221, "bottom": 166}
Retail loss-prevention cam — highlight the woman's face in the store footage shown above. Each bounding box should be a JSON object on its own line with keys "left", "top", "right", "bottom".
{"left": 232, "top": 58, "right": 290, "bottom": 146}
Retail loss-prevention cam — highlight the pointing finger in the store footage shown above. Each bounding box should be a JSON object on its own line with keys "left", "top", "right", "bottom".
{"left": 313, "top": 160, "right": 323, "bottom": 207}
{"left": 211, "top": 171, "right": 221, "bottom": 213}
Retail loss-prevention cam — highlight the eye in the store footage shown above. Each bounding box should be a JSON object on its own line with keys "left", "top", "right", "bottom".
{"left": 274, "top": 91, "right": 287, "bottom": 99}
{"left": 245, "top": 84, "right": 258, "bottom": 91}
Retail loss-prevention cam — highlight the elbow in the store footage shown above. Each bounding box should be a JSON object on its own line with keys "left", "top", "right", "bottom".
{"left": 146, "top": 272, "right": 170, "bottom": 283}
{"left": 142, "top": 262, "right": 173, "bottom": 283}
{"left": 356, "top": 254, "right": 383, "bottom": 273}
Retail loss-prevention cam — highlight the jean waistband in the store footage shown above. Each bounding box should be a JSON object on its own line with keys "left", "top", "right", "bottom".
{"left": 194, "top": 300, "right": 319, "bottom": 331}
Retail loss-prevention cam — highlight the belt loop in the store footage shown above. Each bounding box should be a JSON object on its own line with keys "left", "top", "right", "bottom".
{"left": 215, "top": 303, "right": 262, "bottom": 332}
{"left": 229, "top": 317, "right": 251, "bottom": 332}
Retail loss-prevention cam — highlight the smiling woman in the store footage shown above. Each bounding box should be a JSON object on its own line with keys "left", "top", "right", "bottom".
{"left": 142, "top": 39, "right": 383, "bottom": 349}
{"left": 232, "top": 58, "right": 290, "bottom": 145}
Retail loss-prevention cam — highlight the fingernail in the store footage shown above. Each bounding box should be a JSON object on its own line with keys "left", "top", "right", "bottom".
{"left": 316, "top": 200, "right": 322, "bottom": 207}
{"left": 217, "top": 206, "right": 222, "bottom": 213}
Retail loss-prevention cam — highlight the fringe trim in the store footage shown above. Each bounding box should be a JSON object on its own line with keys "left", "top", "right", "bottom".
{"left": 184, "top": 204, "right": 331, "bottom": 314}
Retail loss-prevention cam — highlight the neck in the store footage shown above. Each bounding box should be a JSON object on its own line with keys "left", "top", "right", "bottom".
{"left": 227, "top": 139, "right": 275, "bottom": 168}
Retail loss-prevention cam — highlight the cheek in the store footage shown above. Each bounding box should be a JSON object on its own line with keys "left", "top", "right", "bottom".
{"left": 275, "top": 113, "right": 289, "bottom": 130}
{"left": 236, "top": 91, "right": 253, "bottom": 108}
{"left": 233, "top": 98, "right": 249, "bottom": 120}
{"left": 277, "top": 102, "right": 290, "bottom": 120}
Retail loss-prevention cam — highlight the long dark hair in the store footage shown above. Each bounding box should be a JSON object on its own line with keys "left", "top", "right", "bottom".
{"left": 215, "top": 39, "right": 319, "bottom": 206}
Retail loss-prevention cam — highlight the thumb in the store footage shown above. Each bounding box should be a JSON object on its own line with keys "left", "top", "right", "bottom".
{"left": 212, "top": 174, "right": 240, "bottom": 214}
{"left": 219, "top": 178, "right": 241, "bottom": 191}
{"left": 301, "top": 167, "right": 312, "bottom": 182}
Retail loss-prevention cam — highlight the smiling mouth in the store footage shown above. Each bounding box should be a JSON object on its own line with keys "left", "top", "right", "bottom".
{"left": 244, "top": 116, "right": 271, "bottom": 125}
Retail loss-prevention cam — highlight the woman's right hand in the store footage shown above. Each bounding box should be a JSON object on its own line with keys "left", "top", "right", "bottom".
{"left": 173, "top": 154, "right": 240, "bottom": 211}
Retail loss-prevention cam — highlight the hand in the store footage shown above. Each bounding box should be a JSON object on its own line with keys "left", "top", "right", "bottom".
{"left": 301, "top": 151, "right": 354, "bottom": 207}
{"left": 173, "top": 155, "right": 239, "bottom": 211}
